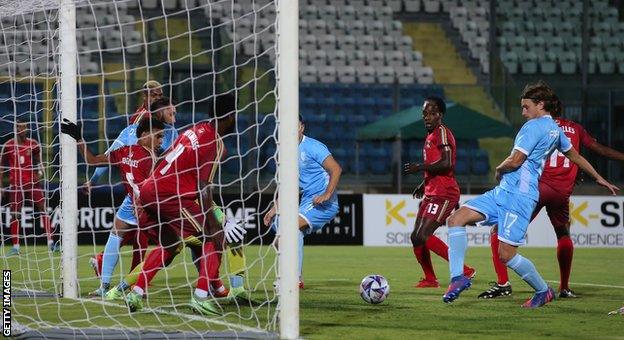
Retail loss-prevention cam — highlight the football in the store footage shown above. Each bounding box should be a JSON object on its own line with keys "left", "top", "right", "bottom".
{"left": 359, "top": 275, "right": 390, "bottom": 304}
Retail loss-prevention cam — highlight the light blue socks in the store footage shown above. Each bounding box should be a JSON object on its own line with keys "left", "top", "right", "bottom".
{"left": 101, "top": 234, "right": 122, "bottom": 285}
{"left": 298, "top": 231, "right": 304, "bottom": 278}
{"left": 506, "top": 254, "right": 548, "bottom": 293}
{"left": 448, "top": 226, "right": 468, "bottom": 278}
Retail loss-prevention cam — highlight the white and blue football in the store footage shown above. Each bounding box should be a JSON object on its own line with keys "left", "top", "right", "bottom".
{"left": 359, "top": 274, "right": 390, "bottom": 304}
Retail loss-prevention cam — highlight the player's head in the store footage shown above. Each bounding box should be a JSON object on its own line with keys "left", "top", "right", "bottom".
{"left": 15, "top": 118, "right": 28, "bottom": 140}
{"left": 209, "top": 92, "right": 237, "bottom": 135}
{"left": 520, "top": 81, "right": 557, "bottom": 119}
{"left": 142, "top": 80, "right": 163, "bottom": 105}
{"left": 136, "top": 118, "right": 165, "bottom": 151}
{"left": 551, "top": 95, "right": 563, "bottom": 118}
{"left": 422, "top": 96, "right": 445, "bottom": 132}
{"left": 149, "top": 97, "right": 176, "bottom": 125}
{"left": 298, "top": 114, "right": 305, "bottom": 141}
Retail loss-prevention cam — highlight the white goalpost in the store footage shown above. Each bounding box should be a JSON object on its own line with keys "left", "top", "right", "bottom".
{"left": 1, "top": 0, "right": 299, "bottom": 338}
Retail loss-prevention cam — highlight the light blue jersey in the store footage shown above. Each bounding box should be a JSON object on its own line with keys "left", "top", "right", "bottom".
{"left": 90, "top": 123, "right": 178, "bottom": 183}
{"left": 105, "top": 123, "right": 177, "bottom": 155}
{"left": 299, "top": 135, "right": 334, "bottom": 200}
{"left": 500, "top": 115, "right": 572, "bottom": 200}
{"left": 465, "top": 115, "right": 572, "bottom": 246}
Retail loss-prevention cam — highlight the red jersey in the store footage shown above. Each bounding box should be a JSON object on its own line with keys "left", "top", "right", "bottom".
{"left": 1, "top": 138, "right": 41, "bottom": 185}
{"left": 129, "top": 104, "right": 151, "bottom": 124}
{"left": 108, "top": 144, "right": 156, "bottom": 200}
{"left": 541, "top": 118, "right": 596, "bottom": 197}
{"left": 423, "top": 124, "right": 460, "bottom": 200}
{"left": 143, "top": 122, "right": 225, "bottom": 199}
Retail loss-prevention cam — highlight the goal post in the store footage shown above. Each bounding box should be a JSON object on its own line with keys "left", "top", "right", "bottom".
{"left": 59, "top": 0, "right": 78, "bottom": 300}
{"left": 276, "top": 0, "right": 299, "bottom": 338}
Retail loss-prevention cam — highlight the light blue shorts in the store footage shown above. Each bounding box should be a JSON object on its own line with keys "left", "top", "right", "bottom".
{"left": 271, "top": 197, "right": 339, "bottom": 235}
{"left": 463, "top": 187, "right": 536, "bottom": 246}
{"left": 115, "top": 195, "right": 138, "bottom": 226}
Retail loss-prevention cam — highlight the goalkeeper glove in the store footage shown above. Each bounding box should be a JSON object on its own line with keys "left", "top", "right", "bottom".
{"left": 223, "top": 217, "right": 247, "bottom": 243}
{"left": 60, "top": 118, "right": 82, "bottom": 141}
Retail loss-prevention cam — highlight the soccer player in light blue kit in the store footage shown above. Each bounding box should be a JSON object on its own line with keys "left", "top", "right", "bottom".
{"left": 88, "top": 97, "right": 178, "bottom": 296}
{"left": 442, "top": 82, "right": 619, "bottom": 307}
{"left": 263, "top": 115, "right": 342, "bottom": 289}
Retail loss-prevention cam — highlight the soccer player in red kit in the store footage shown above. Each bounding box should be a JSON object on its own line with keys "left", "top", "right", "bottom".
{"left": 1, "top": 119, "right": 56, "bottom": 255}
{"left": 404, "top": 97, "right": 475, "bottom": 288}
{"left": 480, "top": 96, "right": 624, "bottom": 299}
{"left": 125, "top": 93, "right": 246, "bottom": 315}
{"left": 129, "top": 80, "right": 163, "bottom": 124}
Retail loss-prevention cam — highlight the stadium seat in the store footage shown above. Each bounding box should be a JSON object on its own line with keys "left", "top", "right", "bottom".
{"left": 338, "top": 5, "right": 357, "bottom": 21}
{"left": 376, "top": 66, "right": 395, "bottom": 84}
{"left": 366, "top": 51, "right": 385, "bottom": 67}
{"left": 376, "top": 6, "right": 394, "bottom": 21}
{"left": 358, "top": 6, "right": 376, "bottom": 21}
{"left": 521, "top": 51, "right": 538, "bottom": 74}
{"left": 404, "top": 0, "right": 421, "bottom": 12}
{"left": 300, "top": 65, "right": 318, "bottom": 83}
{"left": 397, "top": 36, "right": 413, "bottom": 52}
{"left": 348, "top": 50, "right": 367, "bottom": 67}
{"left": 539, "top": 51, "right": 557, "bottom": 74}
{"left": 318, "top": 34, "right": 336, "bottom": 51}
{"left": 415, "top": 67, "right": 434, "bottom": 84}
{"left": 423, "top": 0, "right": 440, "bottom": 13}
{"left": 327, "top": 50, "right": 348, "bottom": 67}
{"left": 309, "top": 50, "right": 327, "bottom": 67}
{"left": 357, "top": 35, "right": 376, "bottom": 51}
{"left": 386, "top": 51, "right": 405, "bottom": 68}
{"left": 337, "top": 35, "right": 356, "bottom": 51}
{"left": 366, "top": 20, "right": 385, "bottom": 37}
{"left": 357, "top": 66, "right": 376, "bottom": 84}
{"left": 396, "top": 66, "right": 415, "bottom": 84}
{"left": 337, "top": 66, "right": 357, "bottom": 83}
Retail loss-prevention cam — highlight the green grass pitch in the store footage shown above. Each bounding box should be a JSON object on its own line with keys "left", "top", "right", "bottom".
{"left": 4, "top": 245, "right": 624, "bottom": 338}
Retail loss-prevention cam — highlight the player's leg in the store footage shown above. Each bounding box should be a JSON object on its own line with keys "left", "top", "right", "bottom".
{"left": 477, "top": 225, "right": 512, "bottom": 299}
{"left": 31, "top": 183, "right": 56, "bottom": 250}
{"left": 210, "top": 203, "right": 248, "bottom": 297}
{"left": 93, "top": 216, "right": 137, "bottom": 296}
{"left": 443, "top": 189, "right": 496, "bottom": 303}
{"left": 411, "top": 215, "right": 438, "bottom": 287}
{"left": 411, "top": 198, "right": 475, "bottom": 287}
{"left": 545, "top": 196, "right": 575, "bottom": 297}
{"left": 496, "top": 191, "right": 554, "bottom": 308}
{"left": 7, "top": 186, "right": 23, "bottom": 255}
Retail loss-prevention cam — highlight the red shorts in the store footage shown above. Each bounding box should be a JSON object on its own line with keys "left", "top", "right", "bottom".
{"left": 417, "top": 196, "right": 458, "bottom": 224}
{"left": 7, "top": 183, "right": 46, "bottom": 212}
{"left": 138, "top": 192, "right": 207, "bottom": 245}
{"left": 531, "top": 182, "right": 569, "bottom": 228}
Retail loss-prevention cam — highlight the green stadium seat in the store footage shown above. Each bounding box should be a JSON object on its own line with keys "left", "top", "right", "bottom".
{"left": 539, "top": 52, "right": 557, "bottom": 74}
{"left": 520, "top": 51, "right": 538, "bottom": 74}
{"left": 559, "top": 51, "right": 577, "bottom": 74}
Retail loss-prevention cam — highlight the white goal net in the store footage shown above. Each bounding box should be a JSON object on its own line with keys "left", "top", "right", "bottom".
{"left": 0, "top": 0, "right": 298, "bottom": 337}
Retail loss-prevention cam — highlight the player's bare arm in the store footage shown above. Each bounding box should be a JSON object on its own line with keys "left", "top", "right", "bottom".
{"left": 586, "top": 141, "right": 624, "bottom": 162}
{"left": 563, "top": 147, "right": 620, "bottom": 195}
{"left": 412, "top": 180, "right": 425, "bottom": 199}
{"left": 313, "top": 155, "right": 342, "bottom": 205}
{"left": 494, "top": 150, "right": 527, "bottom": 182}
{"left": 404, "top": 147, "right": 452, "bottom": 175}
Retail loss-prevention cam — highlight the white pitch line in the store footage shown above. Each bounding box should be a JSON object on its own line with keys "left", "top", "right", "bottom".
{"left": 76, "top": 297, "right": 265, "bottom": 334}
{"left": 547, "top": 280, "right": 624, "bottom": 289}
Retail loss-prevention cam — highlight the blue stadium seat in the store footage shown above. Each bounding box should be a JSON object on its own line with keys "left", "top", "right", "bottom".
{"left": 455, "top": 148, "right": 469, "bottom": 175}
{"left": 471, "top": 149, "right": 490, "bottom": 175}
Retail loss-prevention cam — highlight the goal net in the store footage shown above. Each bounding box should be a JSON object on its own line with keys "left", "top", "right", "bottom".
{"left": 0, "top": 0, "right": 298, "bottom": 337}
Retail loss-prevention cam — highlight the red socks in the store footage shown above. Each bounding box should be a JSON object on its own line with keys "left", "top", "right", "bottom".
{"left": 40, "top": 215, "right": 53, "bottom": 243}
{"left": 557, "top": 236, "right": 574, "bottom": 291}
{"left": 196, "top": 241, "right": 222, "bottom": 292}
{"left": 130, "top": 231, "right": 149, "bottom": 271}
{"left": 412, "top": 245, "right": 436, "bottom": 281}
{"left": 10, "top": 219, "right": 20, "bottom": 246}
{"left": 490, "top": 232, "right": 510, "bottom": 284}
{"left": 135, "top": 246, "right": 176, "bottom": 291}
